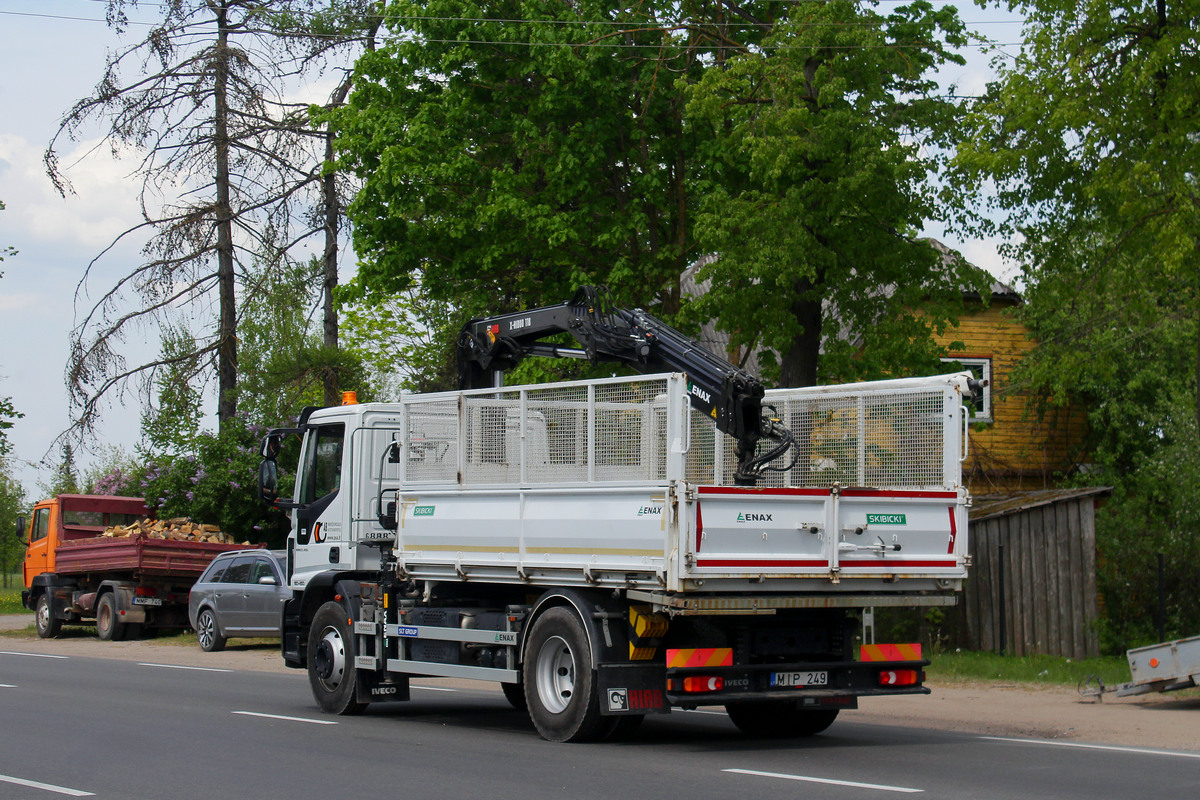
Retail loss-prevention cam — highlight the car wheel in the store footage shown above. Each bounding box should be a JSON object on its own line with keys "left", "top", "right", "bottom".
{"left": 523, "top": 605, "right": 608, "bottom": 742}
{"left": 95, "top": 594, "right": 126, "bottom": 642}
{"left": 196, "top": 608, "right": 227, "bottom": 652}
{"left": 724, "top": 702, "right": 839, "bottom": 738}
{"left": 35, "top": 594, "right": 62, "bottom": 639}
{"left": 307, "top": 601, "right": 367, "bottom": 715}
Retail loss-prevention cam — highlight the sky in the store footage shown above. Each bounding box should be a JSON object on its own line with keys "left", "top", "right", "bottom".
{"left": 0, "top": 0, "right": 1027, "bottom": 496}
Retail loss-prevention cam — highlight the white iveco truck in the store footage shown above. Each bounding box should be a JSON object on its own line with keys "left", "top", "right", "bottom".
{"left": 258, "top": 287, "right": 976, "bottom": 742}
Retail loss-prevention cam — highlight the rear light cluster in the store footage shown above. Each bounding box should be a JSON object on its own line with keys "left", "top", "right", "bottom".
{"left": 878, "top": 669, "right": 920, "bottom": 687}
{"left": 667, "top": 676, "right": 724, "bottom": 693}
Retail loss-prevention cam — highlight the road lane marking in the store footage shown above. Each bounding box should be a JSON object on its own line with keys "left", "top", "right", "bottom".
{"left": 724, "top": 769, "right": 923, "bottom": 794}
{"left": 233, "top": 711, "right": 338, "bottom": 725}
{"left": 0, "top": 651, "right": 69, "bottom": 659}
{"left": 0, "top": 684, "right": 15, "bottom": 688}
{"left": 138, "top": 662, "right": 233, "bottom": 673}
{"left": 0, "top": 774, "right": 94, "bottom": 796}
{"left": 981, "top": 736, "right": 1200, "bottom": 760}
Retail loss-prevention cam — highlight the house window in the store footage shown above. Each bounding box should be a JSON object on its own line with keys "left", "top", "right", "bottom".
{"left": 942, "top": 357, "right": 992, "bottom": 422}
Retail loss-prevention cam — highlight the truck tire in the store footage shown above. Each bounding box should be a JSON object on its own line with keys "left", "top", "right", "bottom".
{"left": 307, "top": 601, "right": 367, "bottom": 716}
{"left": 35, "top": 594, "right": 62, "bottom": 639}
{"left": 523, "top": 605, "right": 607, "bottom": 742}
{"left": 96, "top": 593, "right": 127, "bottom": 642}
{"left": 724, "top": 702, "right": 839, "bottom": 738}
{"left": 501, "top": 680, "right": 527, "bottom": 711}
{"left": 195, "top": 608, "right": 227, "bottom": 652}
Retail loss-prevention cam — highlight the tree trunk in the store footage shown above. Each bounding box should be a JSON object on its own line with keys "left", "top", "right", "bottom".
{"left": 214, "top": 1, "right": 238, "bottom": 428}
{"left": 778, "top": 281, "right": 822, "bottom": 388}
{"left": 320, "top": 73, "right": 355, "bottom": 407}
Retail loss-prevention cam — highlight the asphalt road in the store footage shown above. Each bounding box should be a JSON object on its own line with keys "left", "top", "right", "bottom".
{"left": 1, "top": 648, "right": 1198, "bottom": 800}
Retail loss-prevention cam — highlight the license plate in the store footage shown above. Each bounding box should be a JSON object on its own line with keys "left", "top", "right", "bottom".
{"left": 132, "top": 597, "right": 163, "bottom": 606}
{"left": 770, "top": 670, "right": 828, "bottom": 688}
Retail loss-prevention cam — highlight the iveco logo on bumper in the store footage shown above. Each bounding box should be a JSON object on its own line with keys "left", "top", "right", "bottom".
{"left": 736, "top": 513, "right": 773, "bottom": 522}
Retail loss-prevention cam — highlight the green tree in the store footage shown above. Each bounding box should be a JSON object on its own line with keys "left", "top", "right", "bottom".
{"left": 0, "top": 199, "right": 22, "bottom": 458}
{"left": 686, "top": 0, "right": 981, "bottom": 386}
{"left": 0, "top": 467, "right": 27, "bottom": 587}
{"left": 42, "top": 444, "right": 81, "bottom": 497}
{"left": 332, "top": 0, "right": 702, "bottom": 332}
{"left": 334, "top": 0, "right": 982, "bottom": 388}
{"left": 953, "top": 0, "right": 1200, "bottom": 438}
{"left": 141, "top": 327, "right": 205, "bottom": 457}
{"left": 952, "top": 1, "right": 1200, "bottom": 650}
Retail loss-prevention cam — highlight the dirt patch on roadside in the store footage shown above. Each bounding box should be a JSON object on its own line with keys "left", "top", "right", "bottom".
{"left": 3, "top": 613, "right": 1196, "bottom": 751}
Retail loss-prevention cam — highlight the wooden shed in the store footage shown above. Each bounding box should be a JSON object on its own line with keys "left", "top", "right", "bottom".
{"left": 963, "top": 488, "right": 1110, "bottom": 660}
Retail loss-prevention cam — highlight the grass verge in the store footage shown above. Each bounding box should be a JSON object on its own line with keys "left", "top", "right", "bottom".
{"left": 925, "top": 649, "right": 1131, "bottom": 687}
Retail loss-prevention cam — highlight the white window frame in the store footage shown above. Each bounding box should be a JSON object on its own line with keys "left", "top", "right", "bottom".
{"left": 941, "top": 356, "right": 992, "bottom": 422}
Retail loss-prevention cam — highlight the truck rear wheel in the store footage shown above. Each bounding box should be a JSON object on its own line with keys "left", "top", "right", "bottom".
{"left": 35, "top": 594, "right": 62, "bottom": 639}
{"left": 307, "top": 601, "right": 367, "bottom": 716}
{"left": 96, "top": 594, "right": 127, "bottom": 642}
{"left": 523, "top": 605, "right": 607, "bottom": 742}
{"left": 724, "top": 701, "right": 839, "bottom": 738}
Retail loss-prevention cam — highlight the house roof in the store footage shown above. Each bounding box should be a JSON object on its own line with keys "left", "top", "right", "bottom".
{"left": 969, "top": 487, "right": 1112, "bottom": 523}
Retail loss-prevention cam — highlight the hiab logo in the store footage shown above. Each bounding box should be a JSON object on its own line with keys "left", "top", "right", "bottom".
{"left": 736, "top": 512, "right": 773, "bottom": 523}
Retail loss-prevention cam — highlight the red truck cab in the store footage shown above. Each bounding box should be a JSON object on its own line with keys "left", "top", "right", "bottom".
{"left": 22, "top": 494, "right": 148, "bottom": 587}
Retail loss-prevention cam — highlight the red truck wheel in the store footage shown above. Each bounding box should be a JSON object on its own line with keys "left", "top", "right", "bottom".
{"left": 35, "top": 594, "right": 62, "bottom": 639}
{"left": 96, "top": 594, "right": 127, "bottom": 642}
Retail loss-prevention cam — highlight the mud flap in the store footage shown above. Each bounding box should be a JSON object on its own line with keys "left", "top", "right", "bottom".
{"left": 596, "top": 663, "right": 670, "bottom": 716}
{"left": 356, "top": 670, "right": 411, "bottom": 704}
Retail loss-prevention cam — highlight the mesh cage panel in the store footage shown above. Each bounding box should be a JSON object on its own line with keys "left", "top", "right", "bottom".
{"left": 404, "top": 399, "right": 460, "bottom": 482}
{"left": 439, "top": 377, "right": 672, "bottom": 486}
{"left": 685, "top": 386, "right": 954, "bottom": 490}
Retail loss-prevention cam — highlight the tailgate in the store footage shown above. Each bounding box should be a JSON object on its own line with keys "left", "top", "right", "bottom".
{"left": 684, "top": 485, "right": 967, "bottom": 583}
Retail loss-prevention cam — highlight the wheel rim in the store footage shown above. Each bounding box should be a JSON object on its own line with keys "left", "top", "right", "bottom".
{"left": 313, "top": 625, "right": 347, "bottom": 691}
{"left": 97, "top": 601, "right": 111, "bottom": 631}
{"left": 198, "top": 611, "right": 215, "bottom": 649}
{"left": 533, "top": 634, "right": 575, "bottom": 715}
{"left": 37, "top": 599, "right": 50, "bottom": 632}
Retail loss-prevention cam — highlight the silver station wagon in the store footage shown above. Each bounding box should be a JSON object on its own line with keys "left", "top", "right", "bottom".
{"left": 188, "top": 549, "right": 289, "bottom": 652}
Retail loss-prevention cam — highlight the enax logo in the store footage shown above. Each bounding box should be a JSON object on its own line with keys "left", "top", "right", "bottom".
{"left": 689, "top": 383, "right": 713, "bottom": 404}
{"left": 737, "top": 513, "right": 773, "bottom": 523}
{"left": 638, "top": 505, "right": 663, "bottom": 517}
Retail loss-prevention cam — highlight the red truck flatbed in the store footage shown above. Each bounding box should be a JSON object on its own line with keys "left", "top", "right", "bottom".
{"left": 53, "top": 534, "right": 259, "bottom": 579}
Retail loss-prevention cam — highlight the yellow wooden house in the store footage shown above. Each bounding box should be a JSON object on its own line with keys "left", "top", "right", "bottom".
{"left": 932, "top": 260, "right": 1087, "bottom": 493}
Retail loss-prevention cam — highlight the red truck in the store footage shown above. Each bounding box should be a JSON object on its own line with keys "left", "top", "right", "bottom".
{"left": 18, "top": 494, "right": 257, "bottom": 640}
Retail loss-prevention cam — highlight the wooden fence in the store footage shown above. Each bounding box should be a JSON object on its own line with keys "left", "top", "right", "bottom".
{"left": 961, "top": 488, "right": 1108, "bottom": 660}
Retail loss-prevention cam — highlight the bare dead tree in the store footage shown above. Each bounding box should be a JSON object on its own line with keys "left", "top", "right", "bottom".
{"left": 46, "top": 0, "right": 381, "bottom": 440}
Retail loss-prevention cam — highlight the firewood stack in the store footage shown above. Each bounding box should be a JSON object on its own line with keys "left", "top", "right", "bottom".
{"left": 101, "top": 517, "right": 243, "bottom": 545}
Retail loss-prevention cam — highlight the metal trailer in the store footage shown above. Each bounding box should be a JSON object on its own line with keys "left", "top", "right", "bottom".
{"left": 1080, "top": 634, "right": 1200, "bottom": 700}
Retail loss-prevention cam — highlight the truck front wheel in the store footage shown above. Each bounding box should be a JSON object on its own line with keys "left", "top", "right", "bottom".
{"left": 35, "top": 594, "right": 62, "bottom": 639}
{"left": 307, "top": 601, "right": 367, "bottom": 716}
{"left": 724, "top": 701, "right": 839, "bottom": 738}
{"left": 523, "top": 606, "right": 607, "bottom": 742}
{"left": 96, "top": 594, "right": 126, "bottom": 642}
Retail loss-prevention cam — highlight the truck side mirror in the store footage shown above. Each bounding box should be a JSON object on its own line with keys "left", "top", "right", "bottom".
{"left": 261, "top": 433, "right": 284, "bottom": 460}
{"left": 15, "top": 515, "right": 25, "bottom": 541}
{"left": 258, "top": 460, "right": 279, "bottom": 505}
